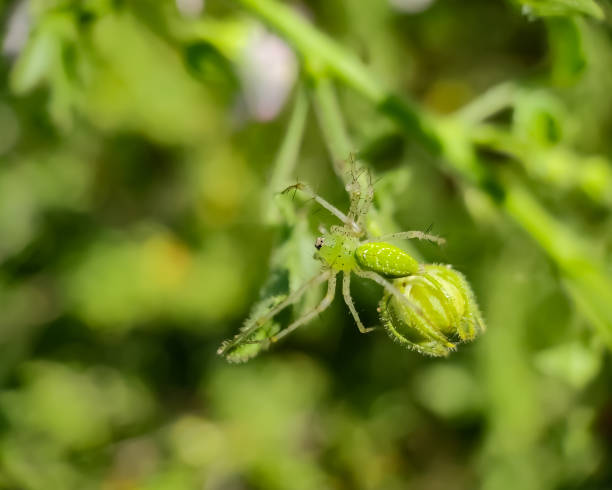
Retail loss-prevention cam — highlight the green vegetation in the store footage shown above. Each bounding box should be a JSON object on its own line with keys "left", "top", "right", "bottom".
{"left": 0, "top": 0, "right": 611, "bottom": 488}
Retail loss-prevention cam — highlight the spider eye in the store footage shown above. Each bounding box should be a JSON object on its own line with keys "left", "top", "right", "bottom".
{"left": 314, "top": 237, "right": 324, "bottom": 250}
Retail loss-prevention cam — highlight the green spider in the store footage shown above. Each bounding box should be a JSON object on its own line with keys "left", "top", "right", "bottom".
{"left": 217, "top": 170, "right": 485, "bottom": 360}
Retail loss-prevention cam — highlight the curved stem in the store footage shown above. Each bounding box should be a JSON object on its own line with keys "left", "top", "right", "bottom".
{"left": 264, "top": 85, "right": 309, "bottom": 224}
{"left": 311, "top": 78, "right": 354, "bottom": 180}
{"left": 235, "top": 0, "right": 612, "bottom": 346}
{"left": 454, "top": 81, "right": 518, "bottom": 124}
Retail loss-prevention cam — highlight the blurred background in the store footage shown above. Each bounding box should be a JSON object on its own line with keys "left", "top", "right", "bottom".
{"left": 1, "top": 0, "right": 612, "bottom": 489}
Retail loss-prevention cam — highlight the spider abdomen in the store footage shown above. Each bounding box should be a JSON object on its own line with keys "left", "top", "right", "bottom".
{"left": 355, "top": 242, "right": 419, "bottom": 278}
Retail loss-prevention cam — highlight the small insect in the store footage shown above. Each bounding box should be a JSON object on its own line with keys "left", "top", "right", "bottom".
{"left": 218, "top": 169, "right": 485, "bottom": 361}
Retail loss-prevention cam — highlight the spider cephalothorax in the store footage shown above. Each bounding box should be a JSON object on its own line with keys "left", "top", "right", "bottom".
{"left": 218, "top": 168, "right": 485, "bottom": 362}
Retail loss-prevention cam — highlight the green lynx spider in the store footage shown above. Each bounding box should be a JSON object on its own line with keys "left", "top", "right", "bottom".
{"left": 218, "top": 169, "right": 483, "bottom": 359}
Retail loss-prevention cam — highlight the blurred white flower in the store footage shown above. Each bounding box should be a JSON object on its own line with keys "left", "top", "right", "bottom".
{"left": 389, "top": 0, "right": 436, "bottom": 14}
{"left": 176, "top": 0, "right": 205, "bottom": 17}
{"left": 238, "top": 27, "right": 297, "bottom": 122}
{"left": 3, "top": 0, "right": 30, "bottom": 57}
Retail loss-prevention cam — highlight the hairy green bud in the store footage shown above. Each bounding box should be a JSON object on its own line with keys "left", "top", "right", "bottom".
{"left": 379, "top": 265, "right": 485, "bottom": 357}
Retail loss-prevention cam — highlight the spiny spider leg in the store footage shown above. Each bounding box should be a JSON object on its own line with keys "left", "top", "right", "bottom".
{"left": 358, "top": 168, "right": 374, "bottom": 229}
{"left": 346, "top": 178, "right": 364, "bottom": 230}
{"left": 345, "top": 158, "right": 363, "bottom": 223}
{"left": 217, "top": 270, "right": 331, "bottom": 355}
{"left": 353, "top": 269, "right": 455, "bottom": 349}
{"left": 270, "top": 274, "right": 337, "bottom": 343}
{"left": 363, "top": 231, "right": 446, "bottom": 246}
{"left": 281, "top": 183, "right": 360, "bottom": 233}
{"left": 346, "top": 164, "right": 373, "bottom": 231}
{"left": 342, "top": 272, "right": 376, "bottom": 333}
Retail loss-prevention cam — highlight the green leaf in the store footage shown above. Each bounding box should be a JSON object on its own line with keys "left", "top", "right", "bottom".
{"left": 183, "top": 42, "right": 239, "bottom": 97}
{"left": 534, "top": 341, "right": 603, "bottom": 388}
{"left": 219, "top": 295, "right": 285, "bottom": 363}
{"left": 512, "top": 90, "right": 567, "bottom": 146}
{"left": 10, "top": 31, "right": 57, "bottom": 94}
{"left": 518, "top": 0, "right": 604, "bottom": 20}
{"left": 547, "top": 18, "right": 588, "bottom": 86}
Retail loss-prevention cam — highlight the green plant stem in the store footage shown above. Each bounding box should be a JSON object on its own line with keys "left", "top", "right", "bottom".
{"left": 237, "top": 0, "right": 612, "bottom": 343}
{"left": 237, "top": 0, "right": 383, "bottom": 100}
{"left": 505, "top": 185, "right": 612, "bottom": 348}
{"left": 264, "top": 85, "right": 309, "bottom": 224}
{"left": 479, "top": 245, "right": 543, "bottom": 490}
{"left": 455, "top": 81, "right": 518, "bottom": 124}
{"left": 473, "top": 124, "right": 612, "bottom": 208}
{"left": 234, "top": 0, "right": 478, "bottom": 179}
{"left": 237, "top": 0, "right": 443, "bottom": 153}
{"left": 311, "top": 77, "right": 422, "bottom": 256}
{"left": 311, "top": 78, "right": 353, "bottom": 181}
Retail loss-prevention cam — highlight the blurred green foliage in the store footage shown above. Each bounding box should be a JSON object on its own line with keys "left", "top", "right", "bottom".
{"left": 0, "top": 0, "right": 611, "bottom": 489}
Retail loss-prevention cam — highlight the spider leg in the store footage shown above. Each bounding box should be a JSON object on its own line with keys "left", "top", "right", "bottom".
{"left": 281, "top": 182, "right": 360, "bottom": 232}
{"left": 346, "top": 165, "right": 374, "bottom": 231}
{"left": 217, "top": 270, "right": 331, "bottom": 355}
{"left": 353, "top": 269, "right": 455, "bottom": 349}
{"left": 342, "top": 271, "right": 376, "bottom": 333}
{"left": 346, "top": 179, "right": 363, "bottom": 224}
{"left": 362, "top": 231, "right": 445, "bottom": 246}
{"left": 356, "top": 179, "right": 374, "bottom": 231}
{"left": 270, "top": 274, "right": 337, "bottom": 343}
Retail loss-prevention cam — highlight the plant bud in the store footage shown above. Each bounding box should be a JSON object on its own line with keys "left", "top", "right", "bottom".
{"left": 379, "top": 264, "right": 485, "bottom": 357}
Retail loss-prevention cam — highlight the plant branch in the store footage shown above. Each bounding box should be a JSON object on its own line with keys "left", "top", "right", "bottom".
{"left": 264, "top": 85, "right": 309, "bottom": 224}
{"left": 311, "top": 77, "right": 353, "bottom": 180}
{"left": 237, "top": 0, "right": 612, "bottom": 343}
